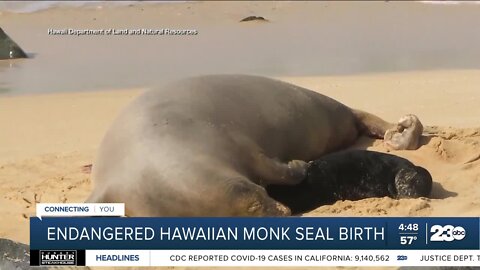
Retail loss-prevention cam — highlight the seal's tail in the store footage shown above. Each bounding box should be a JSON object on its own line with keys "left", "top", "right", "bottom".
{"left": 351, "top": 109, "right": 395, "bottom": 139}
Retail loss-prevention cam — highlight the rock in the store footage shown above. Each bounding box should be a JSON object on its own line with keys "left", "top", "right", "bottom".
{"left": 0, "top": 238, "right": 90, "bottom": 270}
{"left": 0, "top": 238, "right": 44, "bottom": 270}
{"left": 239, "top": 16, "right": 268, "bottom": 22}
{"left": 0, "top": 28, "right": 27, "bottom": 60}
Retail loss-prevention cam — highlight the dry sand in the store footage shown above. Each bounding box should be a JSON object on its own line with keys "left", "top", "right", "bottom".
{"left": 1, "top": 70, "right": 480, "bottom": 244}
{"left": 0, "top": 2, "right": 479, "bottom": 269}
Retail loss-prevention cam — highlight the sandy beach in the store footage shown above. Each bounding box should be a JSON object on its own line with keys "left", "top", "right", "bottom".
{"left": 1, "top": 1, "right": 480, "bottom": 269}
{"left": 2, "top": 69, "right": 480, "bottom": 244}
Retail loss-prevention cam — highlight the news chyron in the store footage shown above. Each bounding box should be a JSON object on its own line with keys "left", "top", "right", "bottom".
{"left": 29, "top": 203, "right": 479, "bottom": 267}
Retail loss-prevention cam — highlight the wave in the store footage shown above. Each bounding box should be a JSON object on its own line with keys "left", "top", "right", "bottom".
{"left": 420, "top": 1, "right": 480, "bottom": 5}
{"left": 2, "top": 1, "right": 479, "bottom": 14}
{"left": 0, "top": 1, "right": 186, "bottom": 14}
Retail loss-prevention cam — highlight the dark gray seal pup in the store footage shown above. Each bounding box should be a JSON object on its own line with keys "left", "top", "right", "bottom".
{"left": 0, "top": 28, "right": 27, "bottom": 60}
{"left": 87, "top": 74, "right": 423, "bottom": 216}
{"left": 267, "top": 150, "right": 433, "bottom": 214}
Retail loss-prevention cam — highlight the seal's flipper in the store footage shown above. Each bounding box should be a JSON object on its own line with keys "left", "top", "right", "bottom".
{"left": 384, "top": 114, "right": 423, "bottom": 150}
{"left": 352, "top": 109, "right": 423, "bottom": 150}
{"left": 351, "top": 109, "right": 394, "bottom": 139}
{"left": 0, "top": 28, "right": 27, "bottom": 60}
{"left": 253, "top": 154, "right": 308, "bottom": 186}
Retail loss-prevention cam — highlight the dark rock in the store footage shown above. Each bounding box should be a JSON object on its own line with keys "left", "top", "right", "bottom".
{"left": 239, "top": 16, "right": 268, "bottom": 22}
{"left": 0, "top": 238, "right": 45, "bottom": 270}
{"left": 0, "top": 28, "right": 27, "bottom": 60}
{"left": 0, "top": 238, "right": 90, "bottom": 270}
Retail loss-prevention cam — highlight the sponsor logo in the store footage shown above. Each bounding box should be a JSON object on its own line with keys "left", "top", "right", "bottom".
{"left": 40, "top": 250, "right": 76, "bottom": 266}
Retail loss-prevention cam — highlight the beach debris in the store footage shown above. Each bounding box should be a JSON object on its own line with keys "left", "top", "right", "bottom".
{"left": 82, "top": 164, "right": 92, "bottom": 174}
{"left": 34, "top": 192, "right": 41, "bottom": 203}
{"left": 21, "top": 197, "right": 32, "bottom": 205}
{"left": 0, "top": 27, "right": 27, "bottom": 60}
{"left": 239, "top": 16, "right": 269, "bottom": 22}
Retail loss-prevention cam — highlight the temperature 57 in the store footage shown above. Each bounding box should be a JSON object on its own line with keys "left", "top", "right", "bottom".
{"left": 400, "top": 236, "right": 417, "bottom": 245}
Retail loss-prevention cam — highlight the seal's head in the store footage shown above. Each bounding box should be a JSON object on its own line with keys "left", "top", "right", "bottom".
{"left": 394, "top": 166, "right": 432, "bottom": 198}
{"left": 229, "top": 178, "right": 291, "bottom": 217}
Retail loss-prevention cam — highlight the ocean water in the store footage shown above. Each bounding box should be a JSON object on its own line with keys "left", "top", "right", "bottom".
{"left": 1, "top": 1, "right": 479, "bottom": 14}
{"left": 0, "top": 1, "right": 175, "bottom": 13}
{"left": 420, "top": 1, "right": 480, "bottom": 4}
{"left": 1, "top": 1, "right": 480, "bottom": 95}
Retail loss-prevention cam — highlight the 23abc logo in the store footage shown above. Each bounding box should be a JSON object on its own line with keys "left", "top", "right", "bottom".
{"left": 430, "top": 225, "right": 466, "bottom": 242}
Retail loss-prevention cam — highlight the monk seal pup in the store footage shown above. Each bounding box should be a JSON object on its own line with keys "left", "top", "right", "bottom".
{"left": 87, "top": 74, "right": 423, "bottom": 216}
{"left": 267, "top": 150, "right": 433, "bottom": 214}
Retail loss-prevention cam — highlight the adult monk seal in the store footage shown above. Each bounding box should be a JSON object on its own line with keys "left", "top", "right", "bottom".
{"left": 87, "top": 74, "right": 423, "bottom": 216}
{"left": 267, "top": 150, "right": 433, "bottom": 214}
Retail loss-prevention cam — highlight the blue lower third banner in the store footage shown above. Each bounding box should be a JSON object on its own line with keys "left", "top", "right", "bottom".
{"left": 30, "top": 217, "right": 480, "bottom": 266}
